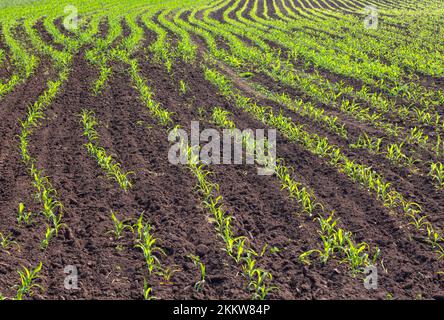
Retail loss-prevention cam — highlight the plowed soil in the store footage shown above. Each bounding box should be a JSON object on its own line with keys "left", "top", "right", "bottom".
{"left": 0, "top": 0, "right": 443, "bottom": 300}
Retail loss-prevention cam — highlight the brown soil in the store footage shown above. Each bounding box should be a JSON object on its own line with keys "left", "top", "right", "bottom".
{"left": 0, "top": 0, "right": 443, "bottom": 301}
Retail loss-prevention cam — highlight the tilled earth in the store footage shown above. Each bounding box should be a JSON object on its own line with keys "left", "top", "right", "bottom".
{"left": 0, "top": 1, "right": 443, "bottom": 300}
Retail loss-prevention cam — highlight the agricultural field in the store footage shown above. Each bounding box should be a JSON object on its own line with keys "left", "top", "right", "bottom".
{"left": 0, "top": 0, "right": 443, "bottom": 301}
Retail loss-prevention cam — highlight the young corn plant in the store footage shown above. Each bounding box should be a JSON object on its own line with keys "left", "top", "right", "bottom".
{"left": 401, "top": 200, "right": 429, "bottom": 230}
{"left": 41, "top": 225, "right": 56, "bottom": 250}
{"left": 407, "top": 127, "right": 428, "bottom": 146}
{"left": 17, "top": 203, "right": 33, "bottom": 226}
{"left": 158, "top": 266, "right": 181, "bottom": 286}
{"left": 107, "top": 211, "right": 133, "bottom": 240}
{"left": 187, "top": 254, "right": 206, "bottom": 291}
{"left": 15, "top": 263, "right": 43, "bottom": 300}
{"left": 408, "top": 214, "right": 430, "bottom": 231}
{"left": 0, "top": 232, "right": 20, "bottom": 253}
{"left": 133, "top": 213, "right": 165, "bottom": 275}
{"left": 242, "top": 250, "right": 277, "bottom": 300}
{"left": 429, "top": 162, "right": 444, "bottom": 189}
{"left": 435, "top": 134, "right": 443, "bottom": 157}
{"left": 386, "top": 142, "right": 409, "bottom": 165}
{"left": 426, "top": 226, "right": 444, "bottom": 259}
{"left": 41, "top": 186, "right": 64, "bottom": 225}
{"left": 143, "top": 279, "right": 156, "bottom": 300}
{"left": 212, "top": 107, "right": 235, "bottom": 129}
{"left": 179, "top": 80, "right": 187, "bottom": 95}
{"left": 350, "top": 132, "right": 382, "bottom": 153}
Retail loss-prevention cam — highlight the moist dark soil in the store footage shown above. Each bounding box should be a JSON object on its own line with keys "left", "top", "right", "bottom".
{"left": 0, "top": 0, "right": 443, "bottom": 300}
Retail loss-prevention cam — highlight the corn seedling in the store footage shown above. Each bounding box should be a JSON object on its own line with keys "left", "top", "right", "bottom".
{"left": 179, "top": 80, "right": 187, "bottom": 95}
{"left": 41, "top": 225, "right": 56, "bottom": 250}
{"left": 17, "top": 203, "right": 33, "bottom": 226}
{"left": 299, "top": 212, "right": 377, "bottom": 273}
{"left": 350, "top": 132, "right": 382, "bottom": 153}
{"left": 133, "top": 213, "right": 165, "bottom": 275}
{"left": 0, "top": 232, "right": 19, "bottom": 253}
{"left": 107, "top": 211, "right": 133, "bottom": 240}
{"left": 158, "top": 266, "right": 181, "bottom": 285}
{"left": 187, "top": 254, "right": 206, "bottom": 291}
{"left": 429, "top": 162, "right": 444, "bottom": 189}
{"left": 81, "top": 110, "right": 134, "bottom": 191}
{"left": 386, "top": 142, "right": 410, "bottom": 165}
{"left": 143, "top": 280, "right": 156, "bottom": 300}
{"left": 15, "top": 263, "right": 43, "bottom": 300}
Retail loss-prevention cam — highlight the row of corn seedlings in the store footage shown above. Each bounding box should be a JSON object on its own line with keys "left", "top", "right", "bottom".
{"left": 140, "top": 10, "right": 173, "bottom": 72}
{"left": 80, "top": 109, "right": 134, "bottom": 191}
{"left": 18, "top": 70, "right": 68, "bottom": 249}
{"left": 16, "top": 16, "right": 99, "bottom": 248}
{"left": 157, "top": 9, "right": 197, "bottom": 63}
{"left": 181, "top": 139, "right": 277, "bottom": 299}
{"left": 85, "top": 14, "right": 122, "bottom": 94}
{"left": 0, "top": 21, "right": 38, "bottom": 98}
{"left": 254, "top": 84, "right": 348, "bottom": 139}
